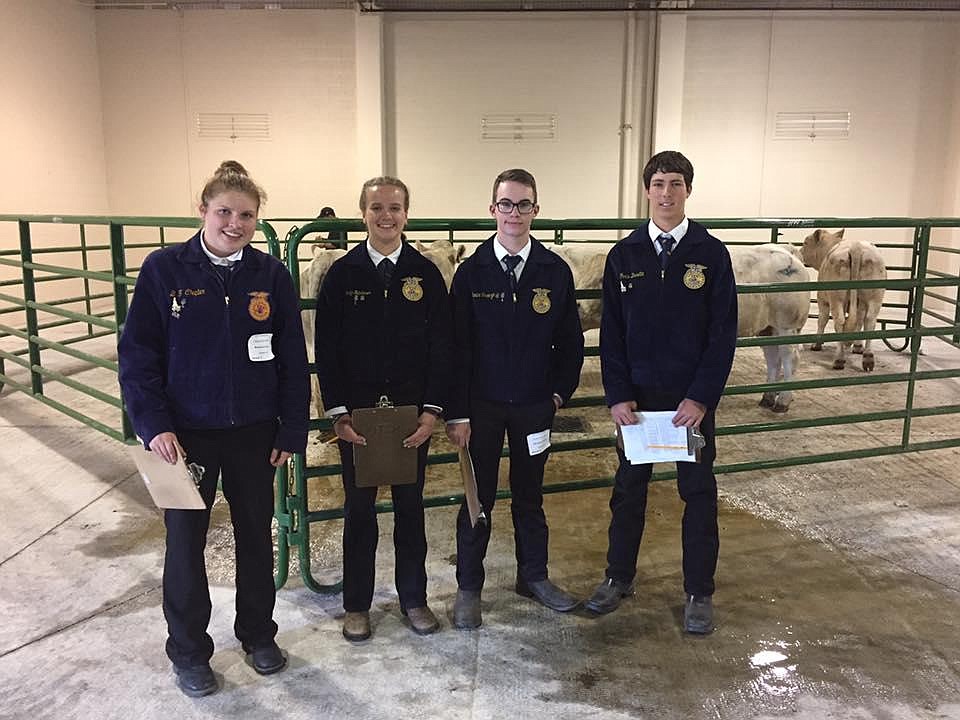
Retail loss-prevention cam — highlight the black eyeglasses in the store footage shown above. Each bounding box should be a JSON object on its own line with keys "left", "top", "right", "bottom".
{"left": 494, "top": 199, "right": 536, "bottom": 215}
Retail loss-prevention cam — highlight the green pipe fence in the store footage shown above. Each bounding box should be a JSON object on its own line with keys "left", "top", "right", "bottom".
{"left": 1, "top": 214, "right": 958, "bottom": 593}
{"left": 281, "top": 216, "right": 960, "bottom": 592}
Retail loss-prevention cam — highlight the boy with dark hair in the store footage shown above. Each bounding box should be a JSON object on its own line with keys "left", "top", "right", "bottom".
{"left": 586, "top": 150, "right": 738, "bottom": 634}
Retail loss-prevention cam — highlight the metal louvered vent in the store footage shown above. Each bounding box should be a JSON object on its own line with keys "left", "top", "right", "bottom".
{"left": 481, "top": 113, "right": 557, "bottom": 142}
{"left": 196, "top": 113, "right": 271, "bottom": 141}
{"left": 358, "top": 1, "right": 960, "bottom": 10}
{"left": 774, "top": 111, "right": 851, "bottom": 140}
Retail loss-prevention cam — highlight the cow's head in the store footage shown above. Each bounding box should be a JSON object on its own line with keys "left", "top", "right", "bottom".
{"left": 801, "top": 228, "right": 844, "bottom": 270}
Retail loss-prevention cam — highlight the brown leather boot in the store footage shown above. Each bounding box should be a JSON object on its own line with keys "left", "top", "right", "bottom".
{"left": 342, "top": 611, "right": 371, "bottom": 642}
{"left": 403, "top": 605, "right": 440, "bottom": 635}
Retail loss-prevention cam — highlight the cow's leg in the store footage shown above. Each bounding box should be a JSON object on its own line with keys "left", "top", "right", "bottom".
{"left": 830, "top": 296, "right": 848, "bottom": 369}
{"left": 852, "top": 297, "right": 866, "bottom": 354}
{"left": 773, "top": 336, "right": 799, "bottom": 412}
{"left": 812, "top": 294, "right": 830, "bottom": 351}
{"left": 861, "top": 294, "right": 883, "bottom": 372}
{"left": 759, "top": 345, "right": 779, "bottom": 410}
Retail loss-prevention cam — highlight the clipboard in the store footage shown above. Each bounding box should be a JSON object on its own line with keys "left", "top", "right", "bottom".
{"left": 615, "top": 412, "right": 707, "bottom": 464}
{"left": 458, "top": 448, "right": 487, "bottom": 528}
{"left": 351, "top": 398, "right": 420, "bottom": 487}
{"left": 128, "top": 445, "right": 206, "bottom": 510}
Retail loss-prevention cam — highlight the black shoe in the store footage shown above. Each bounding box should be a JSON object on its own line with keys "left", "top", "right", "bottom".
{"left": 683, "top": 594, "right": 714, "bottom": 634}
{"left": 584, "top": 577, "right": 634, "bottom": 615}
{"left": 173, "top": 663, "right": 218, "bottom": 698}
{"left": 515, "top": 577, "right": 580, "bottom": 612}
{"left": 453, "top": 589, "right": 482, "bottom": 629}
{"left": 242, "top": 640, "right": 288, "bottom": 675}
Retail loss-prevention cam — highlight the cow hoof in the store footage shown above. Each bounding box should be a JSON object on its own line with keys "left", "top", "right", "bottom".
{"left": 863, "top": 355, "right": 875, "bottom": 372}
{"left": 758, "top": 395, "right": 775, "bottom": 409}
{"left": 852, "top": 344, "right": 864, "bottom": 355}
{"left": 811, "top": 343, "right": 823, "bottom": 351}
{"left": 832, "top": 359, "right": 846, "bottom": 370}
{"left": 772, "top": 403, "right": 790, "bottom": 413}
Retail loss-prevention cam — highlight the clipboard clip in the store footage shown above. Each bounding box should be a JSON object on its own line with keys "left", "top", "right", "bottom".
{"left": 186, "top": 461, "right": 205, "bottom": 487}
{"left": 376, "top": 394, "right": 394, "bottom": 408}
{"left": 687, "top": 427, "right": 707, "bottom": 455}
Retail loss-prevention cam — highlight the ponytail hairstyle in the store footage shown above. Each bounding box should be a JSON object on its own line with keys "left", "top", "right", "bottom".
{"left": 200, "top": 160, "right": 267, "bottom": 211}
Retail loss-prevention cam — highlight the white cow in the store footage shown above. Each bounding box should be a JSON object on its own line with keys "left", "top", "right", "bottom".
{"left": 729, "top": 244, "right": 811, "bottom": 413}
{"left": 800, "top": 229, "right": 886, "bottom": 372}
{"left": 550, "top": 244, "right": 607, "bottom": 332}
{"left": 299, "top": 239, "right": 464, "bottom": 422}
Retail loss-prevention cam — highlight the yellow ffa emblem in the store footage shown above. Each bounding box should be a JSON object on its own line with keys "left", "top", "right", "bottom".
{"left": 532, "top": 288, "right": 551, "bottom": 314}
{"left": 401, "top": 276, "right": 424, "bottom": 302}
{"left": 247, "top": 291, "right": 271, "bottom": 321}
{"left": 683, "top": 264, "right": 707, "bottom": 290}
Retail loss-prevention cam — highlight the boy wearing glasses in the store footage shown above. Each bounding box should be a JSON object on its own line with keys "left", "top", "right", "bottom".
{"left": 445, "top": 168, "right": 584, "bottom": 629}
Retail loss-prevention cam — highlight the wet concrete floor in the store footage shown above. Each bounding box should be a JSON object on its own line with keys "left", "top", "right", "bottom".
{"left": 1, "top": 331, "right": 959, "bottom": 718}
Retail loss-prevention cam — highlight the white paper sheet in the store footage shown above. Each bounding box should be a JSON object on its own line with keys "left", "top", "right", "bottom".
{"left": 619, "top": 411, "right": 696, "bottom": 464}
{"left": 248, "top": 333, "right": 275, "bottom": 361}
{"left": 526, "top": 428, "right": 551, "bottom": 456}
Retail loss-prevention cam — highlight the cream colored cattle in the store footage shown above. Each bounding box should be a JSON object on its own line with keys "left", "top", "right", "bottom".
{"left": 550, "top": 244, "right": 608, "bottom": 332}
{"left": 800, "top": 229, "right": 886, "bottom": 372}
{"left": 730, "top": 244, "right": 811, "bottom": 412}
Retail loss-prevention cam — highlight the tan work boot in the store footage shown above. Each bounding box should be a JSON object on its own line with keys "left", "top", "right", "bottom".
{"left": 453, "top": 589, "right": 481, "bottom": 629}
{"left": 342, "top": 611, "right": 371, "bottom": 642}
{"left": 403, "top": 605, "right": 440, "bottom": 635}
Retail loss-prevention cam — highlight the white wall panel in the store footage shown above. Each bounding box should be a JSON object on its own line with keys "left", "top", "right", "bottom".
{"left": 385, "top": 14, "right": 628, "bottom": 219}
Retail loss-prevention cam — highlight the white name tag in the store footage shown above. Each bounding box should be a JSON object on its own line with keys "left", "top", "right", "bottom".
{"left": 526, "top": 428, "right": 551, "bottom": 456}
{"left": 248, "top": 333, "right": 275, "bottom": 362}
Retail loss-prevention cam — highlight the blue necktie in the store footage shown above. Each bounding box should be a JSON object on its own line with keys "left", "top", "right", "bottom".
{"left": 658, "top": 234, "right": 675, "bottom": 271}
{"left": 378, "top": 257, "right": 394, "bottom": 287}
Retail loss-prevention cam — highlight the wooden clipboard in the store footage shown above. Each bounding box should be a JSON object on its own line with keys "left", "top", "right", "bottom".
{"left": 351, "top": 403, "right": 420, "bottom": 487}
{"left": 128, "top": 445, "right": 206, "bottom": 510}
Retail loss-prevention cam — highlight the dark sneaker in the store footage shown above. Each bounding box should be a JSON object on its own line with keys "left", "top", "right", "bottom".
{"left": 242, "top": 640, "right": 287, "bottom": 675}
{"left": 516, "top": 577, "right": 580, "bottom": 612}
{"left": 584, "top": 577, "right": 634, "bottom": 615}
{"left": 683, "top": 594, "right": 714, "bottom": 634}
{"left": 173, "top": 663, "right": 218, "bottom": 698}
{"left": 453, "top": 589, "right": 482, "bottom": 629}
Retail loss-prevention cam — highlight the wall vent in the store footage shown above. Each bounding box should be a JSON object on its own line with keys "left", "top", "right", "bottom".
{"left": 774, "top": 111, "right": 851, "bottom": 140}
{"left": 196, "top": 112, "right": 271, "bottom": 141}
{"left": 481, "top": 113, "right": 557, "bottom": 142}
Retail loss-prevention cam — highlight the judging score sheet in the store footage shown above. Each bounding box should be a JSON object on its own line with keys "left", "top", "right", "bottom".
{"left": 620, "top": 411, "right": 698, "bottom": 464}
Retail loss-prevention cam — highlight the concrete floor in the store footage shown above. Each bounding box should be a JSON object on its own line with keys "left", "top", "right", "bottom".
{"left": 2, "top": 334, "right": 960, "bottom": 719}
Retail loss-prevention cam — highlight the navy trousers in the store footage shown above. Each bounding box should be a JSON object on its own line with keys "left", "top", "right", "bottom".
{"left": 162, "top": 420, "right": 278, "bottom": 669}
{"left": 456, "top": 397, "right": 556, "bottom": 591}
{"left": 338, "top": 439, "right": 430, "bottom": 612}
{"left": 604, "top": 390, "right": 719, "bottom": 597}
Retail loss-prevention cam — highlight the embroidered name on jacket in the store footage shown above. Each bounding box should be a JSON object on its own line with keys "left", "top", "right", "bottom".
{"left": 168, "top": 288, "right": 205, "bottom": 318}
{"left": 346, "top": 289, "right": 373, "bottom": 305}
{"left": 472, "top": 291, "right": 505, "bottom": 301}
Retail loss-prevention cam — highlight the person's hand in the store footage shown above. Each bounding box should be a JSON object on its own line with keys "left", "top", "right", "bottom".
{"left": 334, "top": 414, "right": 366, "bottom": 445}
{"left": 446, "top": 421, "right": 471, "bottom": 448}
{"left": 149, "top": 431, "right": 184, "bottom": 465}
{"left": 610, "top": 401, "right": 638, "bottom": 426}
{"left": 270, "top": 449, "right": 291, "bottom": 467}
{"left": 672, "top": 398, "right": 706, "bottom": 428}
{"left": 552, "top": 395, "right": 562, "bottom": 411}
{"left": 403, "top": 412, "right": 436, "bottom": 449}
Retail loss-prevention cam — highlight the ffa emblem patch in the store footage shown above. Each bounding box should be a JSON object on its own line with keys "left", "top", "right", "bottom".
{"left": 248, "top": 291, "right": 271, "bottom": 321}
{"left": 401, "top": 276, "right": 424, "bottom": 302}
{"left": 682, "top": 265, "right": 707, "bottom": 290}
{"left": 532, "top": 288, "right": 551, "bottom": 314}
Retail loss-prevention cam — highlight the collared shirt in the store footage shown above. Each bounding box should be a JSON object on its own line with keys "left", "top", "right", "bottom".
{"left": 647, "top": 217, "right": 689, "bottom": 256}
{"left": 199, "top": 230, "right": 244, "bottom": 266}
{"left": 365, "top": 240, "right": 402, "bottom": 268}
{"left": 493, "top": 235, "right": 532, "bottom": 281}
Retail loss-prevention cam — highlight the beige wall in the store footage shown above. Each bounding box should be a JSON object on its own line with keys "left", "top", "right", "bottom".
{"left": 96, "top": 9, "right": 358, "bottom": 219}
{"left": 383, "top": 13, "right": 632, "bottom": 219}
{"left": 0, "top": 0, "right": 108, "bottom": 215}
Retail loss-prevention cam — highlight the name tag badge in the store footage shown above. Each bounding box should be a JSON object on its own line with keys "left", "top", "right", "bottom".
{"left": 248, "top": 333, "right": 274, "bottom": 362}
{"left": 526, "top": 428, "right": 551, "bottom": 456}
